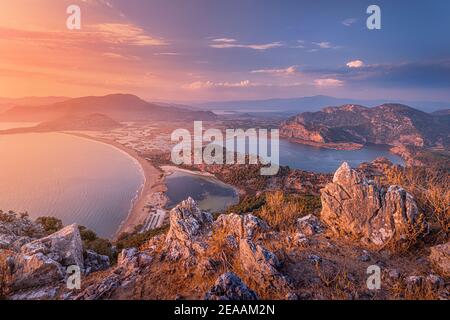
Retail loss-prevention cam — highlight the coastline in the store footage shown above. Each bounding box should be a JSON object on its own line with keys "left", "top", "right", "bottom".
{"left": 64, "top": 132, "right": 167, "bottom": 239}
{"left": 285, "top": 137, "right": 364, "bottom": 150}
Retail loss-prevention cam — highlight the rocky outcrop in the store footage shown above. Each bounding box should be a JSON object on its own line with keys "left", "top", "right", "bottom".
{"left": 164, "top": 197, "right": 213, "bottom": 261}
{"left": 297, "top": 214, "right": 323, "bottom": 236}
{"left": 281, "top": 103, "right": 449, "bottom": 149}
{"left": 204, "top": 272, "right": 258, "bottom": 300}
{"left": 21, "top": 224, "right": 84, "bottom": 269}
{"left": 0, "top": 211, "right": 45, "bottom": 251}
{"left": 429, "top": 242, "right": 449, "bottom": 277}
{"left": 3, "top": 224, "right": 85, "bottom": 295}
{"left": 84, "top": 250, "right": 110, "bottom": 275}
{"left": 320, "top": 162, "right": 421, "bottom": 247}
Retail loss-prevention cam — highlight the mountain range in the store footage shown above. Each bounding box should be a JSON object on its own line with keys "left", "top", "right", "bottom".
{"left": 0, "top": 94, "right": 216, "bottom": 122}
{"left": 280, "top": 103, "right": 450, "bottom": 149}
{"left": 195, "top": 95, "right": 450, "bottom": 114}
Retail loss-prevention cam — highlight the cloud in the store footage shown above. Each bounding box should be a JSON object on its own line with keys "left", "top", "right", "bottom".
{"left": 90, "top": 23, "right": 166, "bottom": 46}
{"left": 251, "top": 65, "right": 298, "bottom": 76}
{"left": 0, "top": 23, "right": 166, "bottom": 48}
{"left": 314, "top": 78, "right": 344, "bottom": 87}
{"left": 346, "top": 60, "right": 365, "bottom": 68}
{"left": 184, "top": 80, "right": 252, "bottom": 89}
{"left": 212, "top": 38, "right": 237, "bottom": 43}
{"left": 313, "top": 41, "right": 332, "bottom": 49}
{"left": 210, "top": 39, "right": 283, "bottom": 50}
{"left": 342, "top": 18, "right": 358, "bottom": 27}
{"left": 102, "top": 52, "right": 141, "bottom": 61}
{"left": 153, "top": 52, "right": 181, "bottom": 56}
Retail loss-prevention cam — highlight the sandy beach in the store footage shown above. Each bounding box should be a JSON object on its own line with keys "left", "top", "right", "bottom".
{"left": 65, "top": 132, "right": 167, "bottom": 239}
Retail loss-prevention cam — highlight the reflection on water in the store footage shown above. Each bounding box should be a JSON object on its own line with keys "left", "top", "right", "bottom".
{"left": 165, "top": 170, "right": 238, "bottom": 212}
{"left": 0, "top": 132, "right": 144, "bottom": 238}
{"left": 218, "top": 137, "right": 404, "bottom": 173}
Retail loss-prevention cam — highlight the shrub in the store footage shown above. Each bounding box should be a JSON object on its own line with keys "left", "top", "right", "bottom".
{"left": 35, "top": 216, "right": 63, "bottom": 235}
{"left": 78, "top": 226, "right": 114, "bottom": 261}
{"left": 115, "top": 226, "right": 169, "bottom": 251}
{"left": 384, "top": 165, "right": 449, "bottom": 237}
{"left": 255, "top": 191, "right": 321, "bottom": 230}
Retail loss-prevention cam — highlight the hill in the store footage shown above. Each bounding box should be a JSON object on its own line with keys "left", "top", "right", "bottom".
{"left": 280, "top": 103, "right": 450, "bottom": 149}
{"left": 0, "top": 94, "right": 216, "bottom": 122}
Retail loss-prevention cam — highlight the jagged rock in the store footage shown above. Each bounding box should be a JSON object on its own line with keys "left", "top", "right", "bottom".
{"left": 0, "top": 211, "right": 45, "bottom": 251}
{"left": 117, "top": 247, "right": 152, "bottom": 272}
{"left": 204, "top": 272, "right": 258, "bottom": 300}
{"left": 297, "top": 214, "right": 322, "bottom": 236}
{"left": 84, "top": 250, "right": 110, "bottom": 275}
{"left": 426, "top": 274, "right": 444, "bottom": 290}
{"left": 429, "top": 242, "right": 449, "bottom": 277}
{"left": 10, "top": 285, "right": 59, "bottom": 300}
{"left": 239, "top": 238, "right": 287, "bottom": 289}
{"left": 7, "top": 252, "right": 65, "bottom": 291}
{"left": 320, "top": 162, "right": 420, "bottom": 247}
{"left": 214, "top": 213, "right": 269, "bottom": 240}
{"left": 21, "top": 224, "right": 84, "bottom": 269}
{"left": 164, "top": 197, "right": 213, "bottom": 261}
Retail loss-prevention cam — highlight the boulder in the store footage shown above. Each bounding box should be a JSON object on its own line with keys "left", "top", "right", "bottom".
{"left": 320, "top": 162, "right": 420, "bottom": 247}
{"left": 213, "top": 213, "right": 269, "bottom": 239}
{"left": 164, "top": 197, "right": 213, "bottom": 261}
{"left": 0, "top": 211, "right": 44, "bottom": 251}
{"left": 204, "top": 272, "right": 258, "bottom": 300}
{"left": 21, "top": 224, "right": 84, "bottom": 269}
{"left": 84, "top": 250, "right": 110, "bottom": 275}
{"left": 429, "top": 242, "right": 449, "bottom": 277}
{"left": 7, "top": 252, "right": 65, "bottom": 291}
{"left": 297, "top": 214, "right": 322, "bottom": 236}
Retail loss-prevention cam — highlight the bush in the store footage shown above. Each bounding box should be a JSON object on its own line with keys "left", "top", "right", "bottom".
{"left": 384, "top": 165, "right": 449, "bottom": 237}
{"left": 78, "top": 226, "right": 114, "bottom": 262}
{"left": 116, "top": 226, "right": 169, "bottom": 251}
{"left": 255, "top": 191, "right": 321, "bottom": 230}
{"left": 35, "top": 216, "right": 63, "bottom": 235}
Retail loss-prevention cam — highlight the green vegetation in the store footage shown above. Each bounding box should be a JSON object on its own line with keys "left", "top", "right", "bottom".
{"left": 224, "top": 194, "right": 266, "bottom": 215}
{"left": 35, "top": 216, "right": 63, "bottom": 235}
{"left": 78, "top": 226, "right": 115, "bottom": 261}
{"left": 115, "top": 225, "right": 169, "bottom": 251}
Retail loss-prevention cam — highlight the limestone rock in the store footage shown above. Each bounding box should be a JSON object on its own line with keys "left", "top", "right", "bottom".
{"left": 84, "top": 250, "right": 110, "bottom": 275}
{"left": 297, "top": 214, "right": 322, "bottom": 236}
{"left": 320, "top": 162, "right": 420, "bottom": 247}
{"left": 204, "top": 272, "right": 258, "bottom": 300}
{"left": 429, "top": 242, "right": 449, "bottom": 277}
{"left": 0, "top": 211, "right": 44, "bottom": 251}
{"left": 21, "top": 224, "right": 84, "bottom": 269}
{"left": 7, "top": 252, "right": 65, "bottom": 291}
{"left": 213, "top": 213, "right": 269, "bottom": 239}
{"left": 164, "top": 197, "right": 213, "bottom": 261}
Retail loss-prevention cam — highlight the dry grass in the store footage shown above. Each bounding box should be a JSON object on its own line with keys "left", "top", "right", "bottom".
{"left": 256, "top": 191, "right": 320, "bottom": 231}
{"left": 390, "top": 279, "right": 440, "bottom": 300}
{"left": 385, "top": 166, "right": 449, "bottom": 237}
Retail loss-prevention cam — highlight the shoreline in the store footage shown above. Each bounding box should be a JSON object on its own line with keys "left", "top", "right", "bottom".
{"left": 64, "top": 132, "right": 167, "bottom": 239}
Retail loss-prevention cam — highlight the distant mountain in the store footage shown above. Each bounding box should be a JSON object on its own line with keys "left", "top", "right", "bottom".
{"left": 280, "top": 103, "right": 450, "bottom": 149}
{"left": 0, "top": 96, "right": 71, "bottom": 113}
{"left": 0, "top": 94, "right": 216, "bottom": 122}
{"left": 432, "top": 109, "right": 450, "bottom": 116}
{"left": 0, "top": 113, "right": 122, "bottom": 134}
{"left": 195, "top": 95, "right": 450, "bottom": 113}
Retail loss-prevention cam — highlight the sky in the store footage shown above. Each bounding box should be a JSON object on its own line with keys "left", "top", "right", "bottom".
{"left": 0, "top": 0, "right": 449, "bottom": 102}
